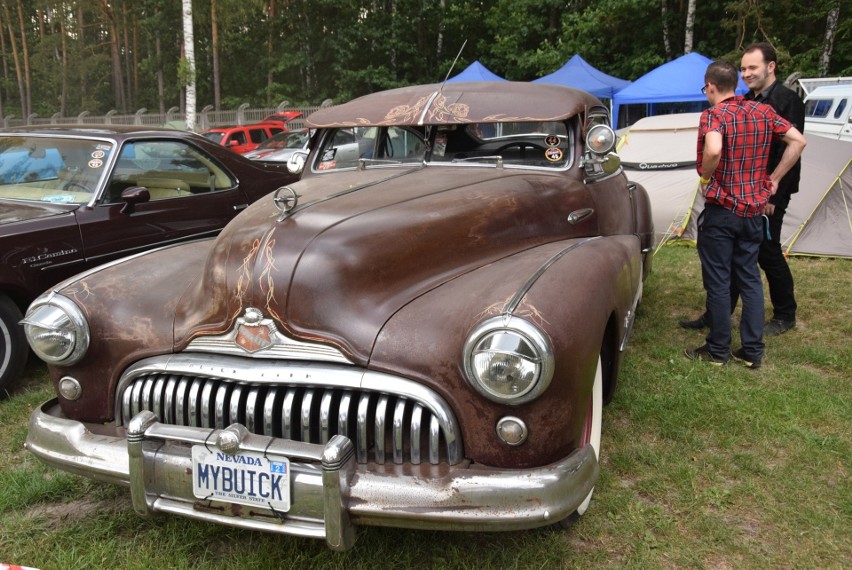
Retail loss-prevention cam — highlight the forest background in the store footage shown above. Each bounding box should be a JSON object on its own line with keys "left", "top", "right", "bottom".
{"left": 0, "top": 0, "right": 847, "bottom": 123}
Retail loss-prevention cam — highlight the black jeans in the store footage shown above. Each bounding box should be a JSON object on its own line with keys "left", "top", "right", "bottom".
{"left": 758, "top": 199, "right": 797, "bottom": 321}
{"left": 704, "top": 198, "right": 797, "bottom": 323}
{"left": 697, "top": 204, "right": 765, "bottom": 361}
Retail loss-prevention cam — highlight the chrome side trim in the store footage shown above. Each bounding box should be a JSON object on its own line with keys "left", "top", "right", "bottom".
{"left": 620, "top": 279, "right": 643, "bottom": 352}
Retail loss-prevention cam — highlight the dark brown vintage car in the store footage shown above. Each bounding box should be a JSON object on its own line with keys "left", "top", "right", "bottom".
{"left": 0, "top": 126, "right": 297, "bottom": 392}
{"left": 24, "top": 82, "right": 653, "bottom": 549}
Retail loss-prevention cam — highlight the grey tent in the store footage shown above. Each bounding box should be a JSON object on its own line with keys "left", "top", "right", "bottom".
{"left": 617, "top": 113, "right": 852, "bottom": 258}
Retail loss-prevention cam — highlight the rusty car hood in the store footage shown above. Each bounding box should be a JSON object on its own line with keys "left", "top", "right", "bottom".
{"left": 175, "top": 165, "right": 595, "bottom": 362}
{"left": 0, "top": 199, "right": 77, "bottom": 224}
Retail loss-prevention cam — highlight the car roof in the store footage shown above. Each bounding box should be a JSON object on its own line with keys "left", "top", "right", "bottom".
{"left": 307, "top": 81, "right": 603, "bottom": 128}
{"left": 203, "top": 123, "right": 281, "bottom": 133}
{"left": 1, "top": 125, "right": 192, "bottom": 138}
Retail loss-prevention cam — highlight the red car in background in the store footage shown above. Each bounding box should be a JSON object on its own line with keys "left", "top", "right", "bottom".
{"left": 200, "top": 123, "right": 283, "bottom": 154}
{"left": 260, "top": 111, "right": 304, "bottom": 130}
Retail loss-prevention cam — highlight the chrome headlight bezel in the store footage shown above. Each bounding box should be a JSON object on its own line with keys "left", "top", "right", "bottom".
{"left": 463, "top": 316, "right": 555, "bottom": 405}
{"left": 21, "top": 293, "right": 90, "bottom": 366}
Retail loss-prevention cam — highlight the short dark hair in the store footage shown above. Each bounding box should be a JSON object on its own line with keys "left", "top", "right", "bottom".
{"left": 744, "top": 42, "right": 777, "bottom": 65}
{"left": 705, "top": 61, "right": 739, "bottom": 92}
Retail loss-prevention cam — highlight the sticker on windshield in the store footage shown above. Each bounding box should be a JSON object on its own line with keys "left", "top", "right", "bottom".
{"left": 88, "top": 158, "right": 103, "bottom": 169}
{"left": 321, "top": 148, "right": 337, "bottom": 162}
{"left": 545, "top": 147, "right": 563, "bottom": 162}
{"left": 545, "top": 135, "right": 560, "bottom": 147}
{"left": 91, "top": 150, "right": 105, "bottom": 159}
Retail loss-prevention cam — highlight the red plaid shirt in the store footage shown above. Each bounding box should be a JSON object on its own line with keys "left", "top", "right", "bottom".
{"left": 697, "top": 96, "right": 792, "bottom": 217}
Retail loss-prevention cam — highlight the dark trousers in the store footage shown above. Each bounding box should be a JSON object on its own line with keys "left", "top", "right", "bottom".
{"left": 706, "top": 198, "right": 797, "bottom": 322}
{"left": 697, "top": 204, "right": 765, "bottom": 361}
{"left": 758, "top": 199, "right": 797, "bottom": 321}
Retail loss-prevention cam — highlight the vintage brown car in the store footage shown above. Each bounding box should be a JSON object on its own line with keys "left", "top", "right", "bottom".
{"left": 0, "top": 126, "right": 297, "bottom": 392}
{"left": 24, "top": 82, "right": 653, "bottom": 550}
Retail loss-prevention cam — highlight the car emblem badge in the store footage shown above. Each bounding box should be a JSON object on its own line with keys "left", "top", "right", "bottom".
{"left": 273, "top": 186, "right": 299, "bottom": 221}
{"left": 235, "top": 308, "right": 274, "bottom": 353}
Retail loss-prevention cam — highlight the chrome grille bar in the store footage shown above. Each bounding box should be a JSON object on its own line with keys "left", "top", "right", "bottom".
{"left": 116, "top": 355, "right": 463, "bottom": 465}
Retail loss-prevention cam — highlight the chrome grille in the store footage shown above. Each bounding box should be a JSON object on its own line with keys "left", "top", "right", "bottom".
{"left": 117, "top": 357, "right": 463, "bottom": 466}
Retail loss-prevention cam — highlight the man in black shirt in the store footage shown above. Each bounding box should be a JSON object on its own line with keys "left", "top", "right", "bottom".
{"left": 680, "top": 42, "right": 804, "bottom": 337}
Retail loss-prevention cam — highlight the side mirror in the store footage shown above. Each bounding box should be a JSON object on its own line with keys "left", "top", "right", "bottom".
{"left": 287, "top": 150, "right": 308, "bottom": 175}
{"left": 600, "top": 152, "right": 622, "bottom": 175}
{"left": 119, "top": 186, "right": 151, "bottom": 214}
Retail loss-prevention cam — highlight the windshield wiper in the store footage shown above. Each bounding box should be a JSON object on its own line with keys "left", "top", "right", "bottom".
{"left": 451, "top": 155, "right": 504, "bottom": 167}
{"left": 357, "top": 158, "right": 421, "bottom": 170}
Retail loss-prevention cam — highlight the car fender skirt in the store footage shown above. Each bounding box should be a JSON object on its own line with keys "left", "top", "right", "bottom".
{"left": 27, "top": 399, "right": 599, "bottom": 550}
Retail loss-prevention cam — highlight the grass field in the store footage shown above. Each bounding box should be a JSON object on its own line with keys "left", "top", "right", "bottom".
{"left": 1, "top": 246, "right": 849, "bottom": 569}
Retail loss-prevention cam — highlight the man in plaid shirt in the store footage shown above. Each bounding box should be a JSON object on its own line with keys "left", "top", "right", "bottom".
{"left": 686, "top": 61, "right": 806, "bottom": 367}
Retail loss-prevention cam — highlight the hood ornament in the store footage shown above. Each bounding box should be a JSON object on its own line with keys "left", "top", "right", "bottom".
{"left": 273, "top": 186, "right": 299, "bottom": 221}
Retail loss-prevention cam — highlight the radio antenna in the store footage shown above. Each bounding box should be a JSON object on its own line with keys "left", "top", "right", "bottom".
{"left": 441, "top": 40, "right": 468, "bottom": 87}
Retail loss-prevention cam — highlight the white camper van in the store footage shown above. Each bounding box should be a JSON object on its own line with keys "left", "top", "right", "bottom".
{"left": 803, "top": 85, "right": 852, "bottom": 141}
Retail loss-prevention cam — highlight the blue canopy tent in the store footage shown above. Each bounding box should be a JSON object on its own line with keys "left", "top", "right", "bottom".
{"left": 532, "top": 54, "right": 630, "bottom": 99}
{"left": 446, "top": 60, "right": 507, "bottom": 82}
{"left": 612, "top": 52, "right": 748, "bottom": 128}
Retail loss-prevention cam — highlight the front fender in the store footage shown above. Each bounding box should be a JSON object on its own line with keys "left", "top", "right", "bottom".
{"left": 370, "top": 235, "right": 642, "bottom": 468}
{"left": 43, "top": 239, "right": 215, "bottom": 422}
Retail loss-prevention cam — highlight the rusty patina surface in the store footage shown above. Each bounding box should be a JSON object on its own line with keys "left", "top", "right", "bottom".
{"left": 26, "top": 82, "right": 654, "bottom": 545}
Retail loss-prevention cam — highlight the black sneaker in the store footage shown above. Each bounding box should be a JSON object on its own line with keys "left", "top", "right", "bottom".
{"left": 679, "top": 314, "right": 708, "bottom": 330}
{"left": 765, "top": 319, "right": 796, "bottom": 336}
{"left": 732, "top": 347, "right": 762, "bottom": 369}
{"left": 684, "top": 345, "right": 727, "bottom": 365}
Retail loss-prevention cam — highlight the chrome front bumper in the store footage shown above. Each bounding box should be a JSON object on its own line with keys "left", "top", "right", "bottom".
{"left": 26, "top": 399, "right": 599, "bottom": 550}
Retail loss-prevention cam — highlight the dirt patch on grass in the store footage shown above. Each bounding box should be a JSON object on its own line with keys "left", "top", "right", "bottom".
{"left": 24, "top": 496, "right": 124, "bottom": 528}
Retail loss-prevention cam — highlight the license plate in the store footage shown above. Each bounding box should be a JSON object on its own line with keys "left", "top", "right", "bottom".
{"left": 191, "top": 446, "right": 290, "bottom": 511}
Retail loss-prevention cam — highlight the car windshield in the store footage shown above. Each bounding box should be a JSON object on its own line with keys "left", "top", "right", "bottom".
{"left": 0, "top": 135, "right": 114, "bottom": 204}
{"left": 257, "top": 130, "right": 308, "bottom": 151}
{"left": 312, "top": 121, "right": 571, "bottom": 172}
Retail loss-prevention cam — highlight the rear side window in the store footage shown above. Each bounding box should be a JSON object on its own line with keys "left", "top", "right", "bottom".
{"left": 248, "top": 129, "right": 267, "bottom": 144}
{"left": 805, "top": 99, "right": 833, "bottom": 118}
{"left": 833, "top": 99, "right": 848, "bottom": 119}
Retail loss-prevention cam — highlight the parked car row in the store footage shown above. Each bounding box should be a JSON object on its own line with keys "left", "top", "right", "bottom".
{"left": 0, "top": 125, "right": 298, "bottom": 390}
{"left": 14, "top": 82, "right": 653, "bottom": 550}
{"left": 201, "top": 112, "right": 306, "bottom": 154}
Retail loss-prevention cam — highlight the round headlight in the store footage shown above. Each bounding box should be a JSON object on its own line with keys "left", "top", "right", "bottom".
{"left": 22, "top": 295, "right": 89, "bottom": 365}
{"left": 587, "top": 124, "right": 616, "bottom": 154}
{"left": 463, "top": 317, "right": 554, "bottom": 404}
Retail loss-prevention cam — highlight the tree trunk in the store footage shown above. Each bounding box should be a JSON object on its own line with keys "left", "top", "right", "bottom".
{"left": 60, "top": 8, "right": 68, "bottom": 116}
{"left": 16, "top": 0, "right": 31, "bottom": 117}
{"left": 155, "top": 29, "right": 164, "bottom": 114}
{"left": 436, "top": 0, "right": 445, "bottom": 61}
{"left": 78, "top": 4, "right": 86, "bottom": 110}
{"left": 122, "top": 2, "right": 133, "bottom": 109}
{"left": 0, "top": 10, "right": 9, "bottom": 119}
{"left": 2, "top": 1, "right": 25, "bottom": 119}
{"left": 182, "top": 0, "right": 196, "bottom": 131}
{"left": 211, "top": 0, "right": 220, "bottom": 110}
{"left": 819, "top": 0, "right": 840, "bottom": 76}
{"left": 100, "top": 0, "right": 126, "bottom": 112}
{"left": 684, "top": 0, "right": 696, "bottom": 54}
{"left": 661, "top": 0, "right": 671, "bottom": 58}
{"left": 265, "top": 0, "right": 274, "bottom": 106}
